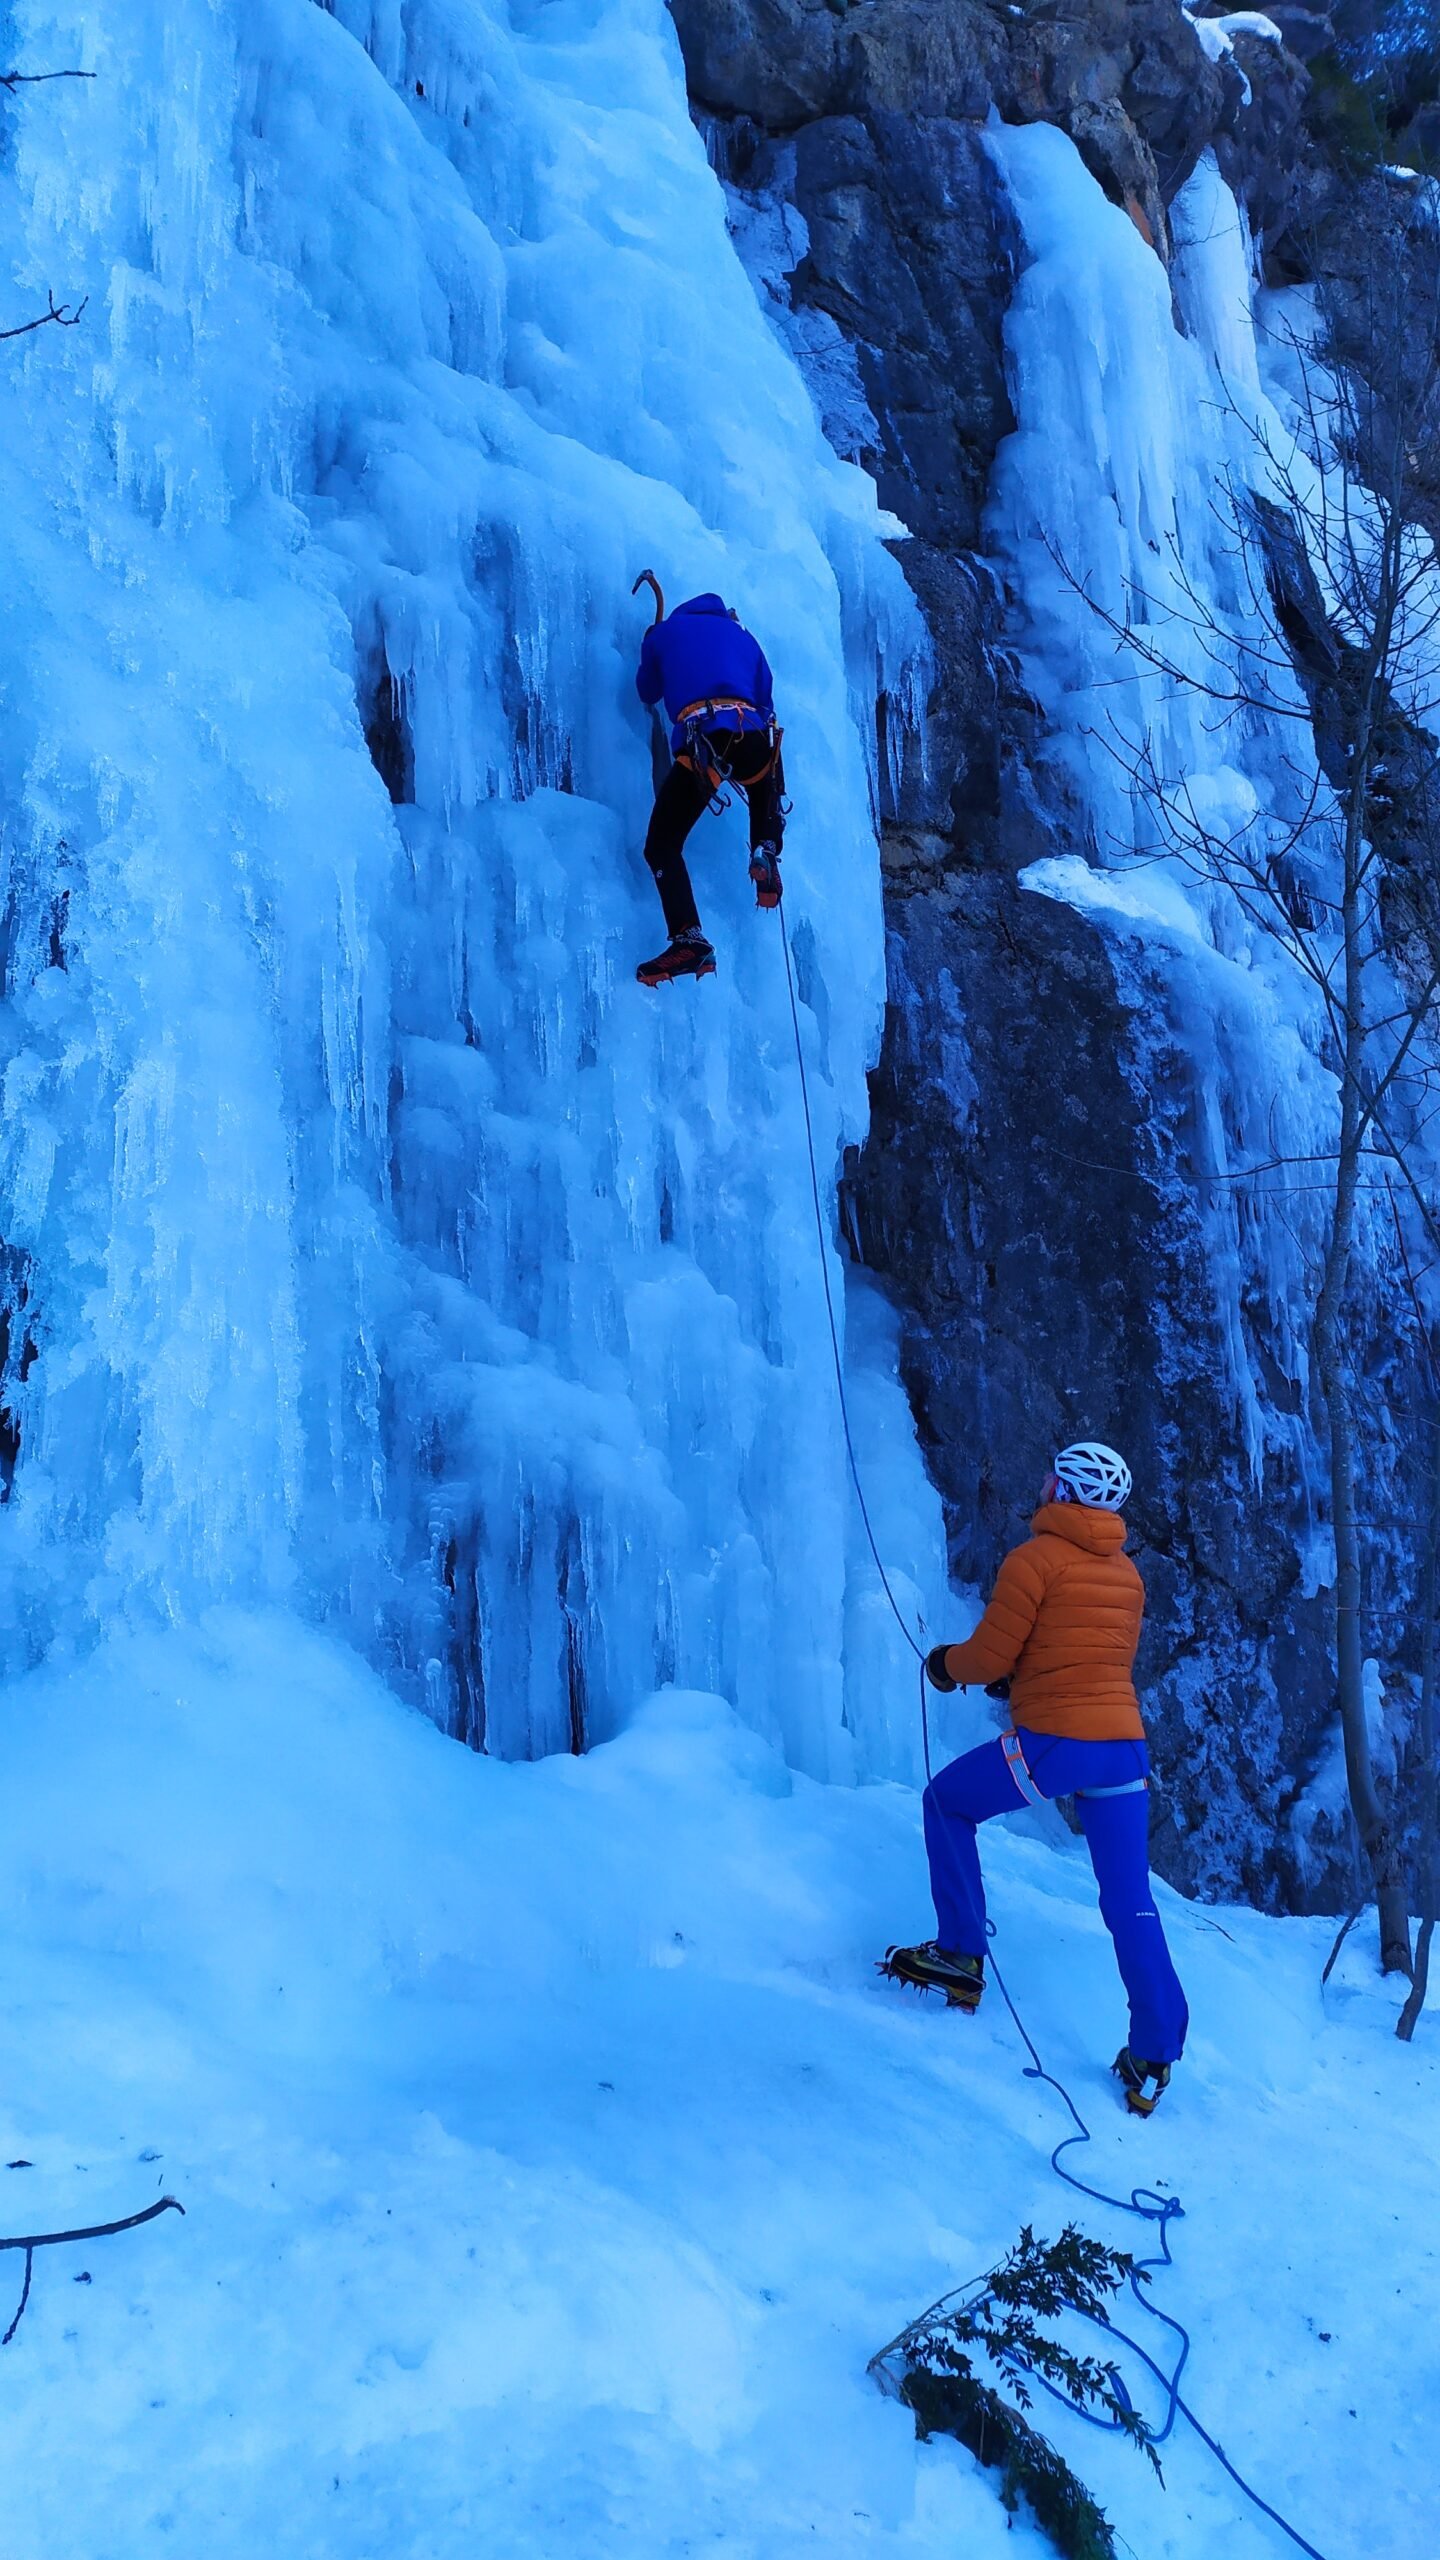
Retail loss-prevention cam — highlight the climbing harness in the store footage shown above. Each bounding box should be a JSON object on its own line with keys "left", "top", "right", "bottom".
{"left": 675, "top": 697, "right": 785, "bottom": 805}
{"left": 1000, "top": 1727, "right": 1046, "bottom": 1807}
{"left": 777, "top": 912, "right": 1333, "bottom": 2560}
{"left": 675, "top": 693, "right": 764, "bottom": 732}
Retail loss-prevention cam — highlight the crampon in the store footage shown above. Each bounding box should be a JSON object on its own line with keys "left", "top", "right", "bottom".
{"left": 748, "top": 843, "right": 783, "bottom": 910}
{"left": 1113, "top": 2047, "right": 1171, "bottom": 2117}
{"left": 877, "top": 1941, "right": 985, "bottom": 2013}
{"left": 635, "top": 931, "right": 717, "bottom": 988}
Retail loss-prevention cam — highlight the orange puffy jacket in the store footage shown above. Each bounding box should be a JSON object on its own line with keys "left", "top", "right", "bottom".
{"left": 940, "top": 1502, "right": 1145, "bottom": 1741}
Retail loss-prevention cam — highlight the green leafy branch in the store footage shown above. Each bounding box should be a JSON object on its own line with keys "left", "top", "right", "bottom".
{"left": 874, "top": 2226, "right": 1160, "bottom": 2560}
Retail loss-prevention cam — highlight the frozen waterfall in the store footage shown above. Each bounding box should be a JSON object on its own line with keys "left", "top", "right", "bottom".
{"left": 0, "top": 0, "right": 953, "bottom": 1776}
{"left": 983, "top": 126, "right": 1354, "bottom": 1488}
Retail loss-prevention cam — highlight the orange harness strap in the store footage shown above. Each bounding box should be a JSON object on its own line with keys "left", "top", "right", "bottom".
{"left": 1001, "top": 1729, "right": 1047, "bottom": 1808}
{"left": 1003, "top": 1727, "right": 1149, "bottom": 1806}
{"left": 674, "top": 695, "right": 757, "bottom": 725}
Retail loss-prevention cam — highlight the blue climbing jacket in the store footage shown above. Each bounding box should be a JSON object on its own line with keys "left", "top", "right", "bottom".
{"left": 636, "top": 593, "right": 775, "bottom": 751}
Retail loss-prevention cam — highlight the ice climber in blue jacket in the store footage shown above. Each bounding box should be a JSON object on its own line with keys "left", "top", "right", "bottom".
{"left": 633, "top": 592, "right": 786, "bottom": 986}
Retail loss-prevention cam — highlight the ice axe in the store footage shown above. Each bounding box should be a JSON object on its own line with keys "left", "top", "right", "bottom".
{"left": 631, "top": 567, "right": 666, "bottom": 626}
{"left": 631, "top": 569, "right": 670, "bottom": 784}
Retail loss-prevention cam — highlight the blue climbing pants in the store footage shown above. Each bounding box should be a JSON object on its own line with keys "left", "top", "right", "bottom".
{"left": 923, "top": 1730, "right": 1189, "bottom": 2064}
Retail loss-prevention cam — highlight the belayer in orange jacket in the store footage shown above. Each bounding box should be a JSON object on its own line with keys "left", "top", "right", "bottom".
{"left": 881, "top": 1441, "right": 1188, "bottom": 2117}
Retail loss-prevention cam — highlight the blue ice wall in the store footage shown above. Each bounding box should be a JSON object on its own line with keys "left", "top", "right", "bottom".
{"left": 0, "top": 1, "right": 952, "bottom": 1773}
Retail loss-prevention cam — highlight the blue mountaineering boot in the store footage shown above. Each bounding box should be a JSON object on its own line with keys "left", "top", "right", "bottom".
{"left": 636, "top": 928, "right": 717, "bottom": 988}
{"left": 878, "top": 1941, "right": 985, "bottom": 2013}
{"left": 1113, "top": 2048, "right": 1172, "bottom": 2117}
{"left": 748, "top": 842, "right": 782, "bottom": 909}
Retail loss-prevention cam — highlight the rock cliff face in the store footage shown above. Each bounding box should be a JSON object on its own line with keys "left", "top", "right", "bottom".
{"left": 669, "top": 0, "right": 1431, "bottom": 1908}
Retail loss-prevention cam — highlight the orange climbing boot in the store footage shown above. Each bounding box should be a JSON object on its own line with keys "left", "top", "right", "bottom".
{"left": 748, "top": 842, "right": 783, "bottom": 909}
{"left": 636, "top": 929, "right": 717, "bottom": 988}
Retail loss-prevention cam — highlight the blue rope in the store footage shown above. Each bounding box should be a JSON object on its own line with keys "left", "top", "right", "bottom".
{"left": 780, "top": 912, "right": 1331, "bottom": 2559}
{"left": 780, "top": 906, "right": 926, "bottom": 1671}
{"left": 979, "top": 1941, "right": 1331, "bottom": 2557}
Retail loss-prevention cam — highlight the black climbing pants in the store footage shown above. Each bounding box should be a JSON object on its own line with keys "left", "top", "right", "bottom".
{"left": 643, "top": 727, "right": 785, "bottom": 939}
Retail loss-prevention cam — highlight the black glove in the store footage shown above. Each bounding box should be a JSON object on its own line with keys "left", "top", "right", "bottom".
{"left": 984, "top": 1678, "right": 1012, "bottom": 1704}
{"left": 925, "top": 1644, "right": 958, "bottom": 1693}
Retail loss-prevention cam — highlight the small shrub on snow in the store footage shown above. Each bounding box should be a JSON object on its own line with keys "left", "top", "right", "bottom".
{"left": 877, "top": 2225, "right": 1159, "bottom": 2560}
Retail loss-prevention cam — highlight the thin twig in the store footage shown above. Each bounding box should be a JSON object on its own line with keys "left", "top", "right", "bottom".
{"left": 1321, "top": 1902, "right": 1366, "bottom": 1986}
{"left": 0, "top": 69, "right": 95, "bottom": 90}
{"left": 0, "top": 288, "right": 87, "bottom": 344}
{"left": 0, "top": 2195, "right": 184, "bottom": 2347}
{"left": 0, "top": 2196, "right": 185, "bottom": 2255}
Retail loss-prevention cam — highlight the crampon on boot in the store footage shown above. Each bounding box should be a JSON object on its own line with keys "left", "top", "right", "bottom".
{"left": 878, "top": 1941, "right": 985, "bottom": 2013}
{"left": 748, "top": 843, "right": 783, "bottom": 910}
{"left": 1113, "top": 2048, "right": 1172, "bottom": 2117}
{"left": 636, "top": 930, "right": 717, "bottom": 988}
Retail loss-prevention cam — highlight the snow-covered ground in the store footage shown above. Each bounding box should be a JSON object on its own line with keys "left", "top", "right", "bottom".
{"left": 0, "top": 1615, "right": 1433, "bottom": 2559}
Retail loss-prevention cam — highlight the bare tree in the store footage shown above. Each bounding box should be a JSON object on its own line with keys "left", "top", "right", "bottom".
{"left": 1051, "top": 193, "right": 1440, "bottom": 1977}
{"left": 1396, "top": 1398, "right": 1440, "bottom": 2033}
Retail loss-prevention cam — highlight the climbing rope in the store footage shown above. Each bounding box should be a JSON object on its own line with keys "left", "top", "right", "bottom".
{"left": 778, "top": 910, "right": 1331, "bottom": 2559}
{"left": 778, "top": 905, "right": 937, "bottom": 1775}
{"left": 779, "top": 905, "right": 923, "bottom": 1662}
{"left": 945, "top": 1944, "right": 1333, "bottom": 2560}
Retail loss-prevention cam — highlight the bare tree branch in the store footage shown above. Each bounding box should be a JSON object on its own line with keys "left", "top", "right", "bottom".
{"left": 0, "top": 69, "right": 95, "bottom": 91}
{"left": 0, "top": 287, "right": 87, "bottom": 344}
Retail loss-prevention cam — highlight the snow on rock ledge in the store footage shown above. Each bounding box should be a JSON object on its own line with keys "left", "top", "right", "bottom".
{"left": 1183, "top": 7, "right": 1285, "bottom": 106}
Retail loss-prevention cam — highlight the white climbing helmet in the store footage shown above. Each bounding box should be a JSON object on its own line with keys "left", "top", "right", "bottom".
{"left": 1052, "top": 1441, "right": 1132, "bottom": 1511}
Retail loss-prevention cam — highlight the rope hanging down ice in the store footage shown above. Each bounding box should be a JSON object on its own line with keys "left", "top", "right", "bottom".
{"left": 778, "top": 907, "right": 937, "bottom": 1774}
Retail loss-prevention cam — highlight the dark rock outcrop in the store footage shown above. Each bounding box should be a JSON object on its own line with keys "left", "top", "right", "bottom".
{"left": 669, "top": 0, "right": 1426, "bottom": 1910}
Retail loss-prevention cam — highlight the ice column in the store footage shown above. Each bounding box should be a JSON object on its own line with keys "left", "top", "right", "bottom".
{"left": 983, "top": 123, "right": 1340, "bottom": 1476}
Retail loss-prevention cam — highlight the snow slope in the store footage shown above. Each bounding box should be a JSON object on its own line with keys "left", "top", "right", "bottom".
{"left": 0, "top": 1619, "right": 1434, "bottom": 2560}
